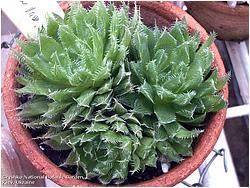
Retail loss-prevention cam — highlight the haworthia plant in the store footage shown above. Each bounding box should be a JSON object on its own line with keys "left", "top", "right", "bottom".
{"left": 14, "top": 2, "right": 229, "bottom": 184}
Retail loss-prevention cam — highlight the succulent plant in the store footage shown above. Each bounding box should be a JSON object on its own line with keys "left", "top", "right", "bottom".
{"left": 14, "top": 2, "right": 229, "bottom": 184}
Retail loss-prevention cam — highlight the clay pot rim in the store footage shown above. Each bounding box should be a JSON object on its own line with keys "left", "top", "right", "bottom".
{"left": 3, "top": 1, "right": 228, "bottom": 187}
{"left": 185, "top": 1, "right": 249, "bottom": 15}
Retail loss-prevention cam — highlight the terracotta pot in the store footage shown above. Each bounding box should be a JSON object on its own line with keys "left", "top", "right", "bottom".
{"left": 3, "top": 1, "right": 228, "bottom": 187}
{"left": 185, "top": 1, "right": 249, "bottom": 41}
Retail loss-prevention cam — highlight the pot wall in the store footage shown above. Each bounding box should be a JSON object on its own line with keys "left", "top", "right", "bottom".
{"left": 185, "top": 1, "right": 249, "bottom": 41}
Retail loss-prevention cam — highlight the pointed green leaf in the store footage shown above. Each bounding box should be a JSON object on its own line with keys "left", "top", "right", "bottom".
{"left": 127, "top": 123, "right": 142, "bottom": 138}
{"left": 113, "top": 99, "right": 127, "bottom": 115}
{"left": 154, "top": 31, "right": 177, "bottom": 52}
{"left": 39, "top": 34, "right": 63, "bottom": 59}
{"left": 134, "top": 95, "right": 153, "bottom": 115}
{"left": 64, "top": 150, "right": 79, "bottom": 165}
{"left": 16, "top": 39, "right": 39, "bottom": 57}
{"left": 91, "top": 91, "right": 112, "bottom": 107}
{"left": 154, "top": 104, "right": 176, "bottom": 124}
{"left": 173, "top": 91, "right": 196, "bottom": 106}
{"left": 63, "top": 103, "right": 84, "bottom": 126}
{"left": 156, "top": 141, "right": 182, "bottom": 163}
{"left": 75, "top": 90, "right": 96, "bottom": 107}
{"left": 130, "top": 154, "right": 141, "bottom": 174}
{"left": 139, "top": 80, "right": 155, "bottom": 104}
{"left": 175, "top": 126, "right": 203, "bottom": 139}
{"left": 177, "top": 113, "right": 206, "bottom": 125}
{"left": 202, "top": 95, "right": 227, "bottom": 112}
{"left": 86, "top": 122, "right": 109, "bottom": 133}
{"left": 46, "top": 15, "right": 62, "bottom": 39}
{"left": 17, "top": 97, "right": 49, "bottom": 118}
{"left": 111, "top": 121, "right": 129, "bottom": 134}
{"left": 216, "top": 72, "right": 230, "bottom": 91}
{"left": 43, "top": 102, "right": 72, "bottom": 118}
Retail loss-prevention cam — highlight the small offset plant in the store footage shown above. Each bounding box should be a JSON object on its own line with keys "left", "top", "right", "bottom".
{"left": 15, "top": 2, "right": 229, "bottom": 184}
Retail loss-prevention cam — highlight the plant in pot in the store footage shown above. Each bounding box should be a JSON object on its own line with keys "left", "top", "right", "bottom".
{"left": 3, "top": 1, "right": 229, "bottom": 186}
